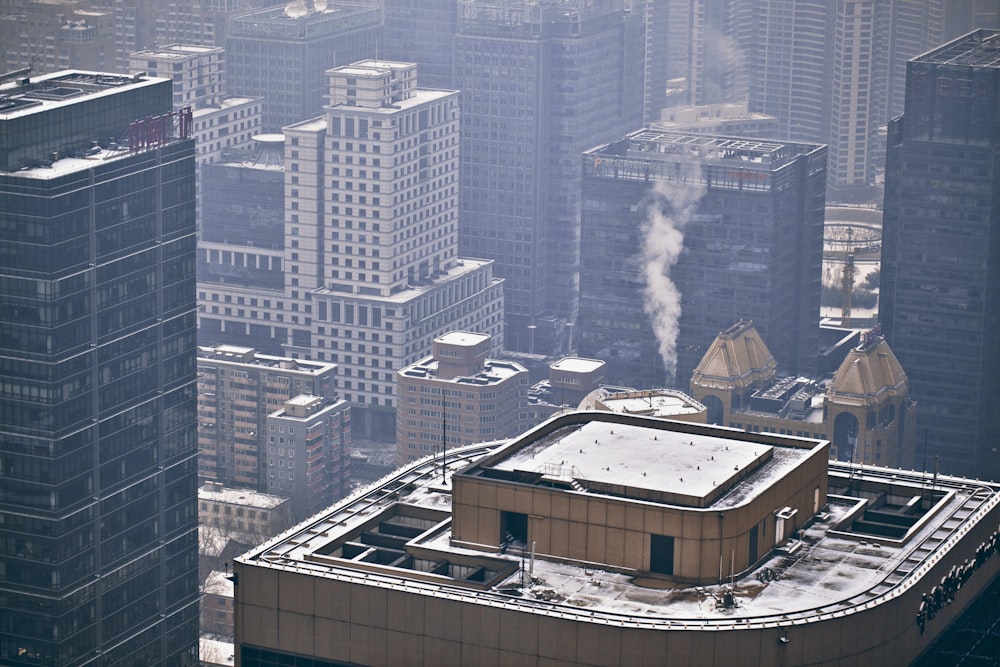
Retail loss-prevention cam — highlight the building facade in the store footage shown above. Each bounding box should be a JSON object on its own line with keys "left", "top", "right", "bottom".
{"left": 198, "top": 482, "right": 293, "bottom": 539}
{"left": 266, "top": 394, "right": 352, "bottom": 519}
{"left": 382, "top": 0, "right": 459, "bottom": 90}
{"left": 234, "top": 411, "right": 1000, "bottom": 666}
{"left": 454, "top": 0, "right": 646, "bottom": 353}
{"left": 670, "top": 0, "right": 999, "bottom": 194}
{"left": 880, "top": 29, "right": 1000, "bottom": 481}
{"left": 196, "top": 344, "right": 338, "bottom": 489}
{"left": 579, "top": 130, "right": 826, "bottom": 389}
{"left": 129, "top": 43, "right": 225, "bottom": 109}
{"left": 396, "top": 332, "right": 529, "bottom": 465}
{"left": 0, "top": 71, "right": 199, "bottom": 665}
{"left": 689, "top": 320, "right": 917, "bottom": 469}
{"left": 197, "top": 60, "right": 506, "bottom": 440}
{"left": 198, "top": 134, "right": 286, "bottom": 303}
{"left": 225, "top": 1, "right": 381, "bottom": 132}
{"left": 0, "top": 2, "right": 116, "bottom": 76}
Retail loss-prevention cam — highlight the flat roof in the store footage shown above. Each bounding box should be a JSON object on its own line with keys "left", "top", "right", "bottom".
{"left": 313, "top": 257, "right": 496, "bottom": 305}
{"left": 436, "top": 331, "right": 490, "bottom": 347}
{"left": 599, "top": 389, "right": 706, "bottom": 418}
{"left": 198, "top": 483, "right": 288, "bottom": 509}
{"left": 492, "top": 419, "right": 772, "bottom": 506}
{"left": 0, "top": 70, "right": 166, "bottom": 120}
{"left": 239, "top": 433, "right": 1000, "bottom": 629}
{"left": 915, "top": 29, "right": 1000, "bottom": 68}
{"left": 550, "top": 357, "right": 604, "bottom": 374}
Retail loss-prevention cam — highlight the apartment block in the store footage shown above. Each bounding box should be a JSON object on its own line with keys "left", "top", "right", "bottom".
{"left": 265, "top": 394, "right": 352, "bottom": 518}
{"left": 196, "top": 344, "right": 337, "bottom": 488}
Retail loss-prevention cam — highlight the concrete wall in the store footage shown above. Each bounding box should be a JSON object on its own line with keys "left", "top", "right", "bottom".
{"left": 234, "top": 513, "right": 1000, "bottom": 667}
{"left": 451, "top": 444, "right": 828, "bottom": 583}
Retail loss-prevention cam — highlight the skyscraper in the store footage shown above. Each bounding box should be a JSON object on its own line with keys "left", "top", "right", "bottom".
{"left": 454, "top": 0, "right": 646, "bottom": 353}
{"left": 676, "top": 1, "right": 999, "bottom": 195}
{"left": 382, "top": 0, "right": 459, "bottom": 90}
{"left": 197, "top": 60, "right": 506, "bottom": 439}
{"left": 580, "top": 130, "right": 826, "bottom": 388}
{"left": 880, "top": 29, "right": 1000, "bottom": 480}
{"left": 225, "top": 1, "right": 382, "bottom": 131}
{"left": 0, "top": 71, "right": 199, "bottom": 665}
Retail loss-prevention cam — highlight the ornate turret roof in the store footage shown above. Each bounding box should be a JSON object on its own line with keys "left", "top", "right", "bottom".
{"left": 827, "top": 329, "right": 907, "bottom": 407}
{"left": 690, "top": 320, "right": 778, "bottom": 391}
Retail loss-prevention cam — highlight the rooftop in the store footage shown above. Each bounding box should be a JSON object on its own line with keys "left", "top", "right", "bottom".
{"left": 436, "top": 331, "right": 490, "bottom": 348}
{"left": 229, "top": 2, "right": 380, "bottom": 38}
{"left": 488, "top": 418, "right": 780, "bottom": 508}
{"left": 197, "top": 344, "right": 337, "bottom": 375}
{"left": 313, "top": 257, "right": 497, "bottom": 304}
{"left": 596, "top": 389, "right": 706, "bottom": 420}
{"left": 131, "top": 44, "right": 223, "bottom": 60}
{"left": 0, "top": 70, "right": 161, "bottom": 119}
{"left": 199, "top": 483, "right": 289, "bottom": 510}
{"left": 240, "top": 417, "right": 1000, "bottom": 629}
{"left": 550, "top": 357, "right": 604, "bottom": 374}
{"left": 916, "top": 29, "right": 1000, "bottom": 68}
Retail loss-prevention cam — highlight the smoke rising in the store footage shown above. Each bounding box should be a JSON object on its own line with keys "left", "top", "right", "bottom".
{"left": 641, "top": 178, "right": 706, "bottom": 385}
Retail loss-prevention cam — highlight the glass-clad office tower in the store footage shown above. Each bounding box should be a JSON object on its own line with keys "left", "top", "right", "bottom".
{"left": 0, "top": 71, "right": 199, "bottom": 665}
{"left": 880, "top": 29, "right": 1000, "bottom": 480}
{"left": 580, "top": 130, "right": 826, "bottom": 389}
{"left": 455, "top": 0, "right": 646, "bottom": 354}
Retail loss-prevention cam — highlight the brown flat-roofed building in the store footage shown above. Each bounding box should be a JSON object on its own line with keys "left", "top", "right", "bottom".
{"left": 234, "top": 411, "right": 1000, "bottom": 666}
{"left": 396, "top": 331, "right": 529, "bottom": 465}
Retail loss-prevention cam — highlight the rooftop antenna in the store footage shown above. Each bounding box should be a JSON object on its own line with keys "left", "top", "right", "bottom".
{"left": 441, "top": 409, "right": 447, "bottom": 483}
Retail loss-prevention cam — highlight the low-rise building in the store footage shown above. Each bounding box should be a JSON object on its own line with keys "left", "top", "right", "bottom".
{"left": 197, "top": 483, "right": 292, "bottom": 540}
{"left": 396, "top": 332, "right": 528, "bottom": 466}
{"left": 201, "top": 570, "right": 235, "bottom": 639}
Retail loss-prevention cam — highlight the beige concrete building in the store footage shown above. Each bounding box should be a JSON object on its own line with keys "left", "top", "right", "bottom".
{"left": 198, "top": 482, "right": 292, "bottom": 539}
{"left": 129, "top": 43, "right": 225, "bottom": 109}
{"left": 234, "top": 411, "right": 1000, "bottom": 666}
{"left": 689, "top": 320, "right": 916, "bottom": 469}
{"left": 197, "top": 60, "right": 506, "bottom": 441}
{"left": 396, "top": 331, "right": 528, "bottom": 465}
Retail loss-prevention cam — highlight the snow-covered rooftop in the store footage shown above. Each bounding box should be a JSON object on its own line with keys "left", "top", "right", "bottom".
{"left": 492, "top": 419, "right": 775, "bottom": 507}
{"left": 238, "top": 418, "right": 1000, "bottom": 629}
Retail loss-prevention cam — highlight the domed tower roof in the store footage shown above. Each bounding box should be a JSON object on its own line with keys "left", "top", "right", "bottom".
{"left": 690, "top": 320, "right": 778, "bottom": 391}
{"left": 827, "top": 327, "right": 908, "bottom": 407}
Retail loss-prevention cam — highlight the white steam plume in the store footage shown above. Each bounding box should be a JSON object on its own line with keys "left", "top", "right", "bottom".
{"left": 641, "top": 178, "right": 706, "bottom": 385}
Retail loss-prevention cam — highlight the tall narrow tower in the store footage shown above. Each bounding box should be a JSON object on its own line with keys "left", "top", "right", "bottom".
{"left": 454, "top": 0, "right": 646, "bottom": 353}
{"left": 0, "top": 71, "right": 199, "bottom": 665}
{"left": 880, "top": 29, "right": 1000, "bottom": 480}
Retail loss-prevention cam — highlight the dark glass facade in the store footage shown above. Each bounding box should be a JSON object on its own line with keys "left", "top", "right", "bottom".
{"left": 383, "top": 0, "right": 459, "bottom": 90}
{"left": 579, "top": 132, "right": 826, "bottom": 389}
{"left": 199, "top": 161, "right": 285, "bottom": 291}
{"left": 454, "top": 1, "right": 646, "bottom": 353}
{"left": 0, "top": 90, "right": 199, "bottom": 663}
{"left": 226, "top": 4, "right": 381, "bottom": 132}
{"left": 880, "top": 30, "right": 1000, "bottom": 480}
